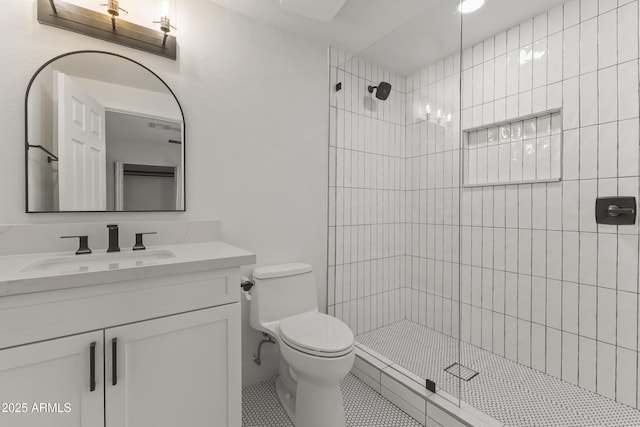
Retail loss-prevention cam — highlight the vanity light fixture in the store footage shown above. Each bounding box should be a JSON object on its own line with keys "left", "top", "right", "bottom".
{"left": 37, "top": 0, "right": 177, "bottom": 60}
{"left": 153, "top": 1, "right": 177, "bottom": 46}
{"left": 101, "top": 0, "right": 128, "bottom": 31}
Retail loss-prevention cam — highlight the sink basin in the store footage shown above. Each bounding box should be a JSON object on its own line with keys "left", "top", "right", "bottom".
{"left": 20, "top": 249, "right": 176, "bottom": 274}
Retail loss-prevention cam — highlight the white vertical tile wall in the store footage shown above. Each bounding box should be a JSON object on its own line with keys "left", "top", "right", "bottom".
{"left": 454, "top": 0, "right": 640, "bottom": 410}
{"left": 328, "top": 0, "right": 640, "bottom": 411}
{"left": 328, "top": 49, "right": 407, "bottom": 335}
{"left": 404, "top": 52, "right": 462, "bottom": 342}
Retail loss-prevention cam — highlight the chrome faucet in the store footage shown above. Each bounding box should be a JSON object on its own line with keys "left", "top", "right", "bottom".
{"left": 106, "top": 224, "right": 120, "bottom": 253}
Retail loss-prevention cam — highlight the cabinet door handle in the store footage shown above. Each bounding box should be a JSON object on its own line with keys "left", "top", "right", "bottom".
{"left": 112, "top": 338, "right": 118, "bottom": 386}
{"left": 89, "top": 342, "right": 96, "bottom": 392}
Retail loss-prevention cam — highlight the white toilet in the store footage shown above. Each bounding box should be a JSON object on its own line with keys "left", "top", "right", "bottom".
{"left": 249, "top": 263, "right": 355, "bottom": 427}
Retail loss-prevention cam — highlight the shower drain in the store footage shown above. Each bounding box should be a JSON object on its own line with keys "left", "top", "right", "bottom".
{"left": 444, "top": 363, "right": 479, "bottom": 381}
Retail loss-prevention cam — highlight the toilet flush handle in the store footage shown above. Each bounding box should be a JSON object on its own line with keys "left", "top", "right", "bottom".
{"left": 241, "top": 277, "right": 254, "bottom": 300}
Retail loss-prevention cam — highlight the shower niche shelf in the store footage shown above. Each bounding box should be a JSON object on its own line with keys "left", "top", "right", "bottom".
{"left": 463, "top": 110, "right": 562, "bottom": 187}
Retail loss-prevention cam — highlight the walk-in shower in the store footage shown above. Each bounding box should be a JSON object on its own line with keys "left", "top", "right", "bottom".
{"left": 328, "top": 0, "right": 640, "bottom": 425}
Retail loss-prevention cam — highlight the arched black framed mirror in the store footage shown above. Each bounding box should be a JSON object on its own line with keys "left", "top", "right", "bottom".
{"left": 26, "top": 51, "right": 185, "bottom": 212}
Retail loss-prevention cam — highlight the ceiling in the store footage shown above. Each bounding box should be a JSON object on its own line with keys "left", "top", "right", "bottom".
{"left": 208, "top": 0, "right": 568, "bottom": 75}
{"left": 106, "top": 111, "right": 181, "bottom": 147}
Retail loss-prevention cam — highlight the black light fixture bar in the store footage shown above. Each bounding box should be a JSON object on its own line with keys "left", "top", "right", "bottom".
{"left": 37, "top": 0, "right": 176, "bottom": 60}
{"left": 48, "top": 0, "right": 58, "bottom": 14}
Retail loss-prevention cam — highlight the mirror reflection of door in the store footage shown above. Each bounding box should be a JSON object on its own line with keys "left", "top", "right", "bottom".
{"left": 56, "top": 71, "right": 107, "bottom": 211}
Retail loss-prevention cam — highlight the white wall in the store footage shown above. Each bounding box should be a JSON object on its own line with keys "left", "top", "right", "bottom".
{"left": 1, "top": 0, "right": 328, "bottom": 386}
{"left": 26, "top": 71, "right": 56, "bottom": 211}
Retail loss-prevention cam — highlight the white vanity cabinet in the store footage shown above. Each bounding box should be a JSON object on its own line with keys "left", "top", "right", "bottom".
{"left": 0, "top": 261, "right": 249, "bottom": 427}
{"left": 0, "top": 331, "right": 104, "bottom": 427}
{"left": 105, "top": 305, "right": 240, "bottom": 427}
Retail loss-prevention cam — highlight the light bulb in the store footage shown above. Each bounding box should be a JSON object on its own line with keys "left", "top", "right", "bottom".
{"left": 458, "top": 0, "right": 485, "bottom": 14}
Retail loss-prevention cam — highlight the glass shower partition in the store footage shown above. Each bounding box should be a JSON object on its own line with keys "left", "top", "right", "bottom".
{"left": 331, "top": 0, "right": 640, "bottom": 424}
{"left": 327, "top": 0, "right": 465, "bottom": 412}
{"left": 456, "top": 1, "right": 640, "bottom": 425}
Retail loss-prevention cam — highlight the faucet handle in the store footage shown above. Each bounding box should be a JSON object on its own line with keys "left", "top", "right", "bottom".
{"left": 61, "top": 235, "right": 92, "bottom": 255}
{"left": 106, "top": 224, "right": 120, "bottom": 253}
{"left": 133, "top": 232, "right": 157, "bottom": 251}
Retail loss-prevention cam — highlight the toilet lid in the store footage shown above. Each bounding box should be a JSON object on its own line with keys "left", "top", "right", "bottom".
{"left": 279, "top": 312, "right": 354, "bottom": 357}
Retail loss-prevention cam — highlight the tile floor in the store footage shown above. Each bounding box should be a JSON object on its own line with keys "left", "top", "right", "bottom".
{"left": 356, "top": 320, "right": 640, "bottom": 427}
{"left": 242, "top": 373, "right": 421, "bottom": 427}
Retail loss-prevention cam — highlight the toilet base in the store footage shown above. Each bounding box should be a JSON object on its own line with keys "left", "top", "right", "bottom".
{"left": 275, "top": 376, "right": 296, "bottom": 422}
{"left": 275, "top": 371, "right": 347, "bottom": 427}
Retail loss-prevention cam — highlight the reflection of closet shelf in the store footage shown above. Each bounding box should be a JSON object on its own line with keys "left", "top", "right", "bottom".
{"left": 463, "top": 109, "right": 562, "bottom": 187}
{"left": 123, "top": 164, "right": 176, "bottom": 178}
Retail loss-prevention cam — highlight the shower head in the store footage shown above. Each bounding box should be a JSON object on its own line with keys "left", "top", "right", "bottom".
{"left": 368, "top": 81, "right": 392, "bottom": 101}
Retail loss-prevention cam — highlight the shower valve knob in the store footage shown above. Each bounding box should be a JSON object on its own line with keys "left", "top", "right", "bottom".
{"left": 596, "top": 197, "right": 636, "bottom": 225}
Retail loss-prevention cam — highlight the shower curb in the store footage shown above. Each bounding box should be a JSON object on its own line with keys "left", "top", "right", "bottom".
{"left": 351, "top": 343, "right": 504, "bottom": 427}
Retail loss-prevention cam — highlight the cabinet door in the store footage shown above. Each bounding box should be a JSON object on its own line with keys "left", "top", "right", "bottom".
{"left": 0, "top": 331, "right": 104, "bottom": 427}
{"left": 105, "top": 305, "right": 241, "bottom": 427}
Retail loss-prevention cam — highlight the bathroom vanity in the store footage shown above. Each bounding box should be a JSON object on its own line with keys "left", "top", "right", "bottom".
{"left": 14, "top": 48, "right": 254, "bottom": 426}
{"left": 0, "top": 241, "right": 255, "bottom": 427}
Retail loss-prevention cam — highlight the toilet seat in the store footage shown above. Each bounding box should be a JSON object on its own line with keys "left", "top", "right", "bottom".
{"left": 279, "top": 312, "right": 354, "bottom": 358}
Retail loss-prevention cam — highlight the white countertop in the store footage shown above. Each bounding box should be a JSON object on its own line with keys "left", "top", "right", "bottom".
{"left": 0, "top": 241, "right": 256, "bottom": 297}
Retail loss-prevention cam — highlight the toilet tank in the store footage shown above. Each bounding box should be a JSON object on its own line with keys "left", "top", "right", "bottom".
{"left": 249, "top": 263, "right": 318, "bottom": 330}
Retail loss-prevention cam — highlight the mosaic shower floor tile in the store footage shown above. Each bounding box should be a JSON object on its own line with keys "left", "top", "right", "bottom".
{"left": 356, "top": 320, "right": 640, "bottom": 427}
